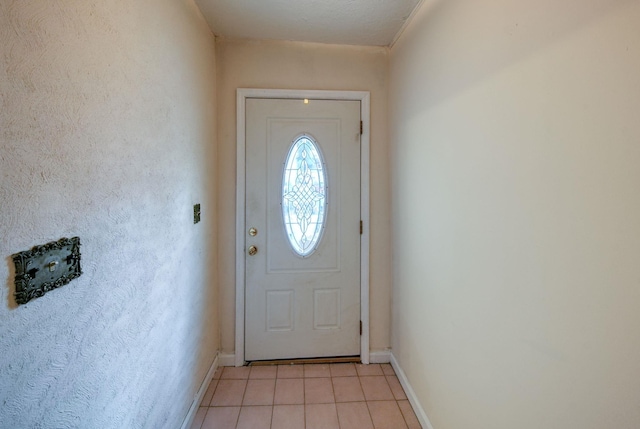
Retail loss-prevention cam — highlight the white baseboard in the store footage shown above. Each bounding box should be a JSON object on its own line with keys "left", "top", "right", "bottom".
{"left": 369, "top": 350, "right": 392, "bottom": 363}
{"left": 390, "top": 352, "right": 435, "bottom": 429}
{"left": 180, "top": 353, "right": 219, "bottom": 429}
{"left": 218, "top": 353, "right": 237, "bottom": 367}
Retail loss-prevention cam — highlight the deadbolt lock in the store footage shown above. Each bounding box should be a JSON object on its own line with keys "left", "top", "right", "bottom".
{"left": 248, "top": 245, "right": 258, "bottom": 256}
{"left": 249, "top": 227, "right": 258, "bottom": 236}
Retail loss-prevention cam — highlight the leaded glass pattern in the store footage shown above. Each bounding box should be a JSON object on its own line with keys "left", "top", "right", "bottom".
{"left": 282, "top": 135, "right": 327, "bottom": 257}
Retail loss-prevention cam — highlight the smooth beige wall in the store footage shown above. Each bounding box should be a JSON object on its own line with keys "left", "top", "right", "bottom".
{"left": 216, "top": 38, "right": 391, "bottom": 355}
{"left": 390, "top": 0, "right": 640, "bottom": 428}
{"left": 0, "top": 1, "right": 218, "bottom": 427}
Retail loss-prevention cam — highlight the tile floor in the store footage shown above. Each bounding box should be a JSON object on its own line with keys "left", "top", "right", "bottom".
{"left": 190, "top": 363, "right": 422, "bottom": 429}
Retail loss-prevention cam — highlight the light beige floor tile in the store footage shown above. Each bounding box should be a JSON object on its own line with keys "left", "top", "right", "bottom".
{"left": 386, "top": 375, "right": 407, "bottom": 400}
{"left": 360, "top": 376, "right": 394, "bottom": 401}
{"left": 398, "top": 400, "right": 422, "bottom": 429}
{"left": 330, "top": 363, "right": 357, "bottom": 377}
{"left": 356, "top": 364, "right": 383, "bottom": 376}
{"left": 249, "top": 365, "right": 278, "bottom": 379}
{"left": 368, "top": 401, "right": 408, "bottom": 429}
{"left": 380, "top": 364, "right": 395, "bottom": 376}
{"left": 272, "top": 405, "right": 305, "bottom": 429}
{"left": 332, "top": 376, "right": 365, "bottom": 402}
{"left": 274, "top": 378, "right": 304, "bottom": 405}
{"left": 221, "top": 366, "right": 251, "bottom": 380}
{"left": 202, "top": 379, "right": 219, "bottom": 407}
{"left": 305, "top": 377, "right": 336, "bottom": 404}
{"left": 190, "top": 407, "right": 207, "bottom": 429}
{"left": 336, "top": 402, "right": 374, "bottom": 429}
{"left": 242, "top": 379, "right": 275, "bottom": 406}
{"left": 277, "top": 364, "right": 304, "bottom": 378}
{"left": 201, "top": 407, "right": 240, "bottom": 429}
{"left": 211, "top": 379, "right": 247, "bottom": 407}
{"left": 306, "top": 403, "right": 340, "bottom": 429}
{"left": 236, "top": 406, "right": 272, "bottom": 429}
{"left": 304, "top": 364, "right": 331, "bottom": 378}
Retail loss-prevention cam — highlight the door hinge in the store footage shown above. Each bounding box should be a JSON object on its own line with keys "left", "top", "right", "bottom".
{"left": 360, "top": 320, "right": 363, "bottom": 336}
{"left": 360, "top": 121, "right": 363, "bottom": 135}
{"left": 360, "top": 220, "right": 363, "bottom": 235}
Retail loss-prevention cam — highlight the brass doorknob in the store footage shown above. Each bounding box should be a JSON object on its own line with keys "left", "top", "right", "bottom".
{"left": 248, "top": 245, "right": 258, "bottom": 256}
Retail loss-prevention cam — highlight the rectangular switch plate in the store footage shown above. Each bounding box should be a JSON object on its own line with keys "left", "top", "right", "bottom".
{"left": 194, "top": 204, "right": 201, "bottom": 224}
{"left": 12, "top": 237, "right": 82, "bottom": 305}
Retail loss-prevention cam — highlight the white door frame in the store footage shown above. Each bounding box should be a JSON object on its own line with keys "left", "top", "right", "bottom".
{"left": 235, "top": 88, "right": 371, "bottom": 366}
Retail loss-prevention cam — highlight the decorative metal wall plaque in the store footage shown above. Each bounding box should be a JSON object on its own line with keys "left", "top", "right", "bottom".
{"left": 12, "top": 237, "right": 82, "bottom": 305}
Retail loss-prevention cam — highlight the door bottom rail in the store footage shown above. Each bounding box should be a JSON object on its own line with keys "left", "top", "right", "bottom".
{"left": 247, "top": 356, "right": 361, "bottom": 366}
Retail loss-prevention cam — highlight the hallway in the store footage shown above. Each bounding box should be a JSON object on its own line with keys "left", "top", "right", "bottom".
{"left": 190, "top": 363, "right": 421, "bottom": 429}
{"left": 3, "top": 1, "right": 640, "bottom": 428}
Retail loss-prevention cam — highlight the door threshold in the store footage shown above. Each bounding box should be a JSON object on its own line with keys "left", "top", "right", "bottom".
{"left": 247, "top": 356, "right": 361, "bottom": 366}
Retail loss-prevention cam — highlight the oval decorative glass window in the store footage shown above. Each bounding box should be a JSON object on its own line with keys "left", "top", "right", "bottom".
{"left": 282, "top": 135, "right": 327, "bottom": 257}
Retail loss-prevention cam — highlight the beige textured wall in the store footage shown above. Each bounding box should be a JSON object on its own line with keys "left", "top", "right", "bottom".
{"left": 0, "top": 1, "right": 218, "bottom": 427}
{"left": 390, "top": 0, "right": 640, "bottom": 428}
{"left": 216, "top": 38, "right": 391, "bottom": 355}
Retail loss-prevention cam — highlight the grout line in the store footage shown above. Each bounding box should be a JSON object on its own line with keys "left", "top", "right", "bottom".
{"left": 191, "top": 408, "right": 202, "bottom": 429}
{"left": 238, "top": 377, "right": 249, "bottom": 420}
{"left": 329, "top": 372, "right": 339, "bottom": 427}
{"left": 356, "top": 372, "right": 376, "bottom": 426}
{"left": 200, "top": 408, "right": 210, "bottom": 429}
{"left": 397, "top": 398, "right": 414, "bottom": 429}
{"left": 210, "top": 379, "right": 219, "bottom": 406}
{"left": 303, "top": 376, "right": 307, "bottom": 428}
{"left": 330, "top": 372, "right": 337, "bottom": 404}
{"left": 233, "top": 405, "right": 240, "bottom": 429}
{"left": 269, "top": 404, "right": 274, "bottom": 429}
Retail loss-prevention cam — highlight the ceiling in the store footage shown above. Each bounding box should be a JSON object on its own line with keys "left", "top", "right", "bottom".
{"left": 194, "top": 0, "right": 423, "bottom": 47}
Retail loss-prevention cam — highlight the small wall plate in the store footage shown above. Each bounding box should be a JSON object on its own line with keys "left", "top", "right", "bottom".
{"left": 194, "top": 203, "right": 201, "bottom": 224}
{"left": 12, "top": 237, "right": 82, "bottom": 305}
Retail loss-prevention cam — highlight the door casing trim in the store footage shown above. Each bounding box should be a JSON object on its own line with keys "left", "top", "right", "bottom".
{"left": 235, "top": 88, "right": 371, "bottom": 366}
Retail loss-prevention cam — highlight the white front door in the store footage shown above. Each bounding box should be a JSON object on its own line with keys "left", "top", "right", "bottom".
{"left": 244, "top": 98, "right": 361, "bottom": 361}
